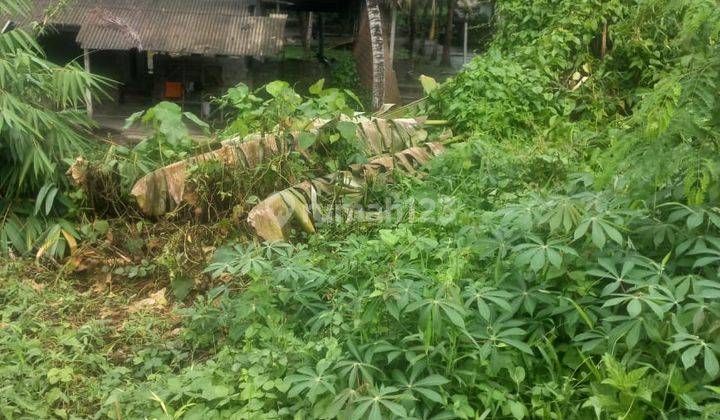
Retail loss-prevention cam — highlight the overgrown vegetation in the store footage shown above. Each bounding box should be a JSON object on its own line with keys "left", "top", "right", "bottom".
{"left": 0, "top": 0, "right": 108, "bottom": 258}
{"left": 2, "top": 0, "right": 720, "bottom": 419}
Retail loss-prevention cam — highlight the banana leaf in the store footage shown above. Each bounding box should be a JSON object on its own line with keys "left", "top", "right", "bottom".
{"left": 131, "top": 116, "right": 438, "bottom": 217}
{"left": 247, "top": 142, "right": 447, "bottom": 242}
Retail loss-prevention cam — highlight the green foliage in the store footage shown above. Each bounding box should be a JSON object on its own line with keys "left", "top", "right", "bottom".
{"left": 3, "top": 0, "right": 720, "bottom": 418}
{"left": 327, "top": 50, "right": 363, "bottom": 95}
{"left": 184, "top": 79, "right": 373, "bottom": 219}
{"left": 125, "top": 101, "right": 210, "bottom": 167}
{"left": 0, "top": 0, "right": 109, "bottom": 258}
{"left": 187, "top": 151, "right": 308, "bottom": 220}
{"left": 216, "top": 79, "right": 361, "bottom": 139}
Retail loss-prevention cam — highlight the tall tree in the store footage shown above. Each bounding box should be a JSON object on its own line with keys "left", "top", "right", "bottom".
{"left": 367, "top": 0, "right": 386, "bottom": 109}
{"left": 440, "top": 0, "right": 455, "bottom": 66}
{"left": 429, "top": 0, "right": 439, "bottom": 60}
{"left": 406, "top": 0, "right": 417, "bottom": 58}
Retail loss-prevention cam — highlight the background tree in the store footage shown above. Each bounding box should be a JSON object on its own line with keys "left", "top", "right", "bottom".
{"left": 440, "top": 0, "right": 455, "bottom": 66}
{"left": 429, "top": 0, "right": 439, "bottom": 60}
{"left": 406, "top": 0, "right": 417, "bottom": 58}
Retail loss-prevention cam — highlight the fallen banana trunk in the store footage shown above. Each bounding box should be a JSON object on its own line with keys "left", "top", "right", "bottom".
{"left": 131, "top": 117, "right": 436, "bottom": 217}
{"left": 247, "top": 142, "right": 447, "bottom": 242}
{"left": 130, "top": 134, "right": 289, "bottom": 217}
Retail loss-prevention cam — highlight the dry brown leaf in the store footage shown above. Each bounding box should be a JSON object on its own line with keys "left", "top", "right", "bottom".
{"left": 128, "top": 288, "right": 167, "bottom": 313}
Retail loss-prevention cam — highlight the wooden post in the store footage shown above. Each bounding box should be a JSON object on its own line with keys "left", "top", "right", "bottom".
{"left": 463, "top": 20, "right": 468, "bottom": 64}
{"left": 83, "top": 49, "right": 93, "bottom": 118}
{"left": 389, "top": 6, "right": 397, "bottom": 64}
{"left": 305, "top": 12, "right": 314, "bottom": 55}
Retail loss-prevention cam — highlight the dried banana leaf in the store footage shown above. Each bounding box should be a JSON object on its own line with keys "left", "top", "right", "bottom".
{"left": 247, "top": 142, "right": 447, "bottom": 242}
{"left": 131, "top": 134, "right": 286, "bottom": 216}
{"left": 131, "top": 117, "right": 439, "bottom": 217}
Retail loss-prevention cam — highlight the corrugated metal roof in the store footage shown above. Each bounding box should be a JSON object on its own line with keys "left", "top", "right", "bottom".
{"left": 28, "top": 0, "right": 286, "bottom": 57}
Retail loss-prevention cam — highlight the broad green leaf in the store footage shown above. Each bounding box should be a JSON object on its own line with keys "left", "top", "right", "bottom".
{"left": 420, "top": 74, "right": 440, "bottom": 94}
{"left": 309, "top": 79, "right": 325, "bottom": 95}
{"left": 266, "top": 80, "right": 289, "bottom": 97}
{"left": 337, "top": 121, "right": 357, "bottom": 141}
{"left": 508, "top": 400, "right": 526, "bottom": 420}
{"left": 298, "top": 132, "right": 317, "bottom": 150}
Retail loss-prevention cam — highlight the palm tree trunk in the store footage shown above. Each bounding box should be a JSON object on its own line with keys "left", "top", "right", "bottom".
{"left": 441, "top": 0, "right": 454, "bottom": 66}
{"left": 367, "top": 0, "right": 386, "bottom": 109}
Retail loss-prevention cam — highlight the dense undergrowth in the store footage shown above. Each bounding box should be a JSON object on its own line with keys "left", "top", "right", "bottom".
{"left": 2, "top": 0, "right": 720, "bottom": 418}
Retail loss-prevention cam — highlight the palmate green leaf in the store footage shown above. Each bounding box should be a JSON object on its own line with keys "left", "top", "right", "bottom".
{"left": 501, "top": 338, "right": 534, "bottom": 355}
{"left": 687, "top": 211, "right": 705, "bottom": 229}
{"left": 350, "top": 386, "right": 405, "bottom": 420}
{"left": 592, "top": 221, "right": 606, "bottom": 249}
{"left": 627, "top": 298, "right": 642, "bottom": 317}
{"left": 530, "top": 249, "right": 545, "bottom": 272}
{"left": 414, "top": 374, "right": 449, "bottom": 388}
{"left": 351, "top": 400, "right": 374, "bottom": 420}
{"left": 575, "top": 217, "right": 624, "bottom": 249}
{"left": 682, "top": 345, "right": 702, "bottom": 370}
{"left": 705, "top": 347, "right": 720, "bottom": 377}
{"left": 414, "top": 387, "right": 443, "bottom": 403}
{"left": 441, "top": 304, "right": 466, "bottom": 329}
{"left": 626, "top": 322, "right": 642, "bottom": 349}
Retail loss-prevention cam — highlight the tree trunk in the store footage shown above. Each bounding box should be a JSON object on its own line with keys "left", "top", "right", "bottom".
{"left": 389, "top": 7, "right": 397, "bottom": 64}
{"left": 441, "top": 0, "right": 454, "bottom": 66}
{"left": 429, "top": 0, "right": 437, "bottom": 41}
{"left": 429, "top": 0, "right": 438, "bottom": 60}
{"left": 367, "top": 0, "right": 386, "bottom": 110}
{"left": 407, "top": 0, "right": 417, "bottom": 59}
{"left": 417, "top": 0, "right": 429, "bottom": 56}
